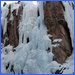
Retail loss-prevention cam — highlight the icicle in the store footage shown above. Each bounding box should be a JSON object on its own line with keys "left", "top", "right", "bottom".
{"left": 38, "top": 2, "right": 44, "bottom": 25}
{"left": 2, "top": 5, "right": 8, "bottom": 35}
{"left": 3, "top": 18, "right": 7, "bottom": 35}
{"left": 19, "top": 2, "right": 38, "bottom": 44}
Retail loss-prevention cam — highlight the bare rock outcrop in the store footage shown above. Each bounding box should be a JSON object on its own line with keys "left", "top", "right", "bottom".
{"left": 44, "top": 2, "right": 73, "bottom": 64}
{"left": 2, "top": 3, "right": 23, "bottom": 47}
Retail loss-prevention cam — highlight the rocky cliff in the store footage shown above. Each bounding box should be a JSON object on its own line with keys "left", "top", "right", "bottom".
{"left": 1, "top": 1, "right": 74, "bottom": 74}
{"left": 44, "top": 2, "right": 73, "bottom": 63}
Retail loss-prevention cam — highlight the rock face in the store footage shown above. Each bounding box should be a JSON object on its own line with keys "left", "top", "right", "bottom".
{"left": 44, "top": 2, "right": 73, "bottom": 64}
{"left": 2, "top": 3, "right": 23, "bottom": 47}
